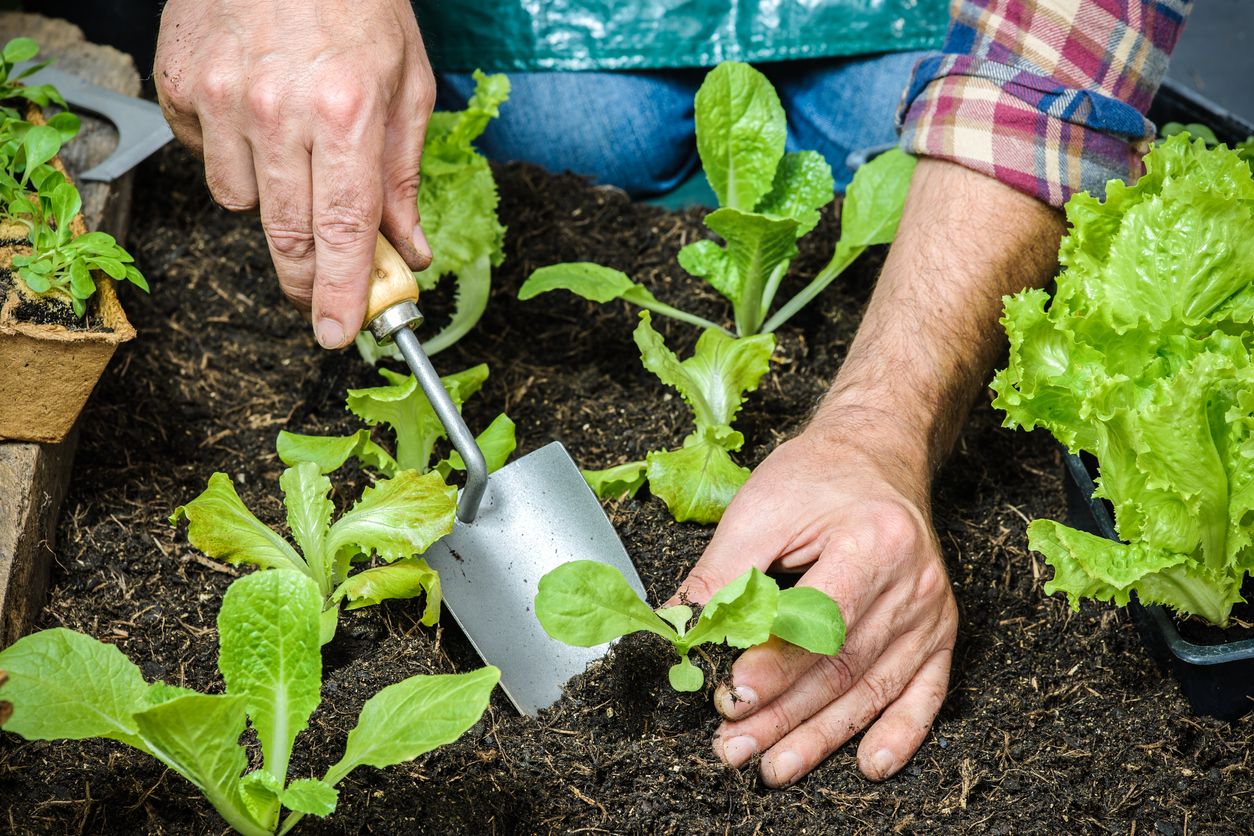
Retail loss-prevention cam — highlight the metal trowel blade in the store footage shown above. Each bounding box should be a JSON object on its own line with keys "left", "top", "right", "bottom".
{"left": 423, "top": 441, "right": 646, "bottom": 716}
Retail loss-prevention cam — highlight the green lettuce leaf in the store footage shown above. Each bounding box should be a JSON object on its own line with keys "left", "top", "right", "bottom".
{"left": 326, "top": 469, "right": 457, "bottom": 574}
{"left": 645, "top": 434, "right": 750, "bottom": 525}
{"left": 170, "top": 473, "right": 307, "bottom": 575}
{"left": 535, "top": 560, "right": 674, "bottom": 647}
{"left": 324, "top": 666, "right": 501, "bottom": 785}
{"left": 331, "top": 556, "right": 442, "bottom": 625}
{"left": 276, "top": 429, "right": 398, "bottom": 477}
{"left": 0, "top": 628, "right": 149, "bottom": 745}
{"left": 681, "top": 567, "right": 777, "bottom": 651}
{"left": 694, "top": 61, "right": 786, "bottom": 212}
{"left": 218, "top": 570, "right": 323, "bottom": 788}
{"left": 582, "top": 460, "right": 648, "bottom": 500}
{"left": 772, "top": 586, "right": 846, "bottom": 655}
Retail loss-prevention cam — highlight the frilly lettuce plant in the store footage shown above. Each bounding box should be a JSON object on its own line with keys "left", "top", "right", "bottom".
{"left": 992, "top": 134, "right": 1254, "bottom": 625}
{"left": 536, "top": 562, "right": 844, "bottom": 691}
{"left": 359, "top": 70, "right": 508, "bottom": 362}
{"left": 0, "top": 569, "right": 498, "bottom": 835}
{"left": 172, "top": 459, "right": 456, "bottom": 644}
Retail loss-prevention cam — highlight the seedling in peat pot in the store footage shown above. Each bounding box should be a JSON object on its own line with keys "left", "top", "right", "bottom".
{"left": 583, "top": 312, "right": 773, "bottom": 524}
{"left": 519, "top": 61, "right": 916, "bottom": 338}
{"left": 0, "top": 570, "right": 499, "bottom": 836}
{"left": 275, "top": 363, "right": 516, "bottom": 479}
{"left": 172, "top": 460, "right": 456, "bottom": 644}
{"left": 358, "top": 70, "right": 509, "bottom": 362}
{"left": 535, "top": 561, "right": 844, "bottom": 691}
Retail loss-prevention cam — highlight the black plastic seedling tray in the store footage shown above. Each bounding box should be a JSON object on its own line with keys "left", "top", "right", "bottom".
{"left": 1062, "top": 452, "right": 1254, "bottom": 721}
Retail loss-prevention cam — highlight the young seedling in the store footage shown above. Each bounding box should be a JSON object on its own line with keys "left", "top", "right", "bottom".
{"left": 359, "top": 70, "right": 509, "bottom": 362}
{"left": 0, "top": 37, "right": 69, "bottom": 120}
{"left": 518, "top": 61, "right": 916, "bottom": 337}
{"left": 992, "top": 135, "right": 1254, "bottom": 625}
{"left": 535, "top": 561, "right": 844, "bottom": 691}
{"left": 10, "top": 179, "right": 148, "bottom": 316}
{"left": 275, "top": 364, "right": 516, "bottom": 479}
{"left": 582, "top": 312, "right": 773, "bottom": 523}
{"left": 0, "top": 569, "right": 499, "bottom": 836}
{"left": 172, "top": 461, "right": 456, "bottom": 644}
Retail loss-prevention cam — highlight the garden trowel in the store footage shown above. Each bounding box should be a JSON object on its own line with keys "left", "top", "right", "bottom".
{"left": 364, "top": 234, "right": 647, "bottom": 716}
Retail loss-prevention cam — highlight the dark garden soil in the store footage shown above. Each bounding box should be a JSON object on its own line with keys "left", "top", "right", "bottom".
{"left": 1, "top": 145, "right": 1251, "bottom": 835}
{"left": 0, "top": 265, "right": 106, "bottom": 331}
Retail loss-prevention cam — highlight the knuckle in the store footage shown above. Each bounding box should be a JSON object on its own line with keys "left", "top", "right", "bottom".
{"left": 390, "top": 172, "right": 421, "bottom": 206}
{"left": 677, "top": 571, "right": 719, "bottom": 605}
{"left": 914, "top": 559, "right": 950, "bottom": 603}
{"left": 869, "top": 501, "right": 923, "bottom": 557}
{"left": 245, "top": 75, "right": 285, "bottom": 128}
{"left": 197, "top": 64, "right": 240, "bottom": 108}
{"left": 315, "top": 79, "right": 370, "bottom": 130}
{"left": 265, "top": 224, "right": 316, "bottom": 261}
{"left": 817, "top": 653, "right": 860, "bottom": 696}
{"left": 313, "top": 208, "right": 375, "bottom": 250}
{"left": 859, "top": 668, "right": 898, "bottom": 710}
{"left": 205, "top": 177, "right": 256, "bottom": 213}
{"left": 277, "top": 279, "right": 313, "bottom": 310}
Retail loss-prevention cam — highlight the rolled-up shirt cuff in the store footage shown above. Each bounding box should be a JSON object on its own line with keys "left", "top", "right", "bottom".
{"left": 898, "top": 56, "right": 1155, "bottom": 208}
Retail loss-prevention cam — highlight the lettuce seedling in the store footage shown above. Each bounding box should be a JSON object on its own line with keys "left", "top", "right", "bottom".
{"left": 519, "top": 61, "right": 916, "bottom": 337}
{"left": 992, "top": 135, "right": 1254, "bottom": 625}
{"left": 0, "top": 569, "right": 499, "bottom": 836}
{"left": 582, "top": 312, "right": 773, "bottom": 524}
{"left": 359, "top": 70, "right": 508, "bottom": 362}
{"left": 172, "top": 461, "right": 456, "bottom": 643}
{"left": 276, "top": 364, "right": 515, "bottom": 480}
{"left": 536, "top": 561, "right": 844, "bottom": 691}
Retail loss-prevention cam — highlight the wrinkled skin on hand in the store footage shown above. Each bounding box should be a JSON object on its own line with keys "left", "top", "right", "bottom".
{"left": 678, "top": 426, "right": 957, "bottom": 787}
{"left": 154, "top": 0, "right": 434, "bottom": 348}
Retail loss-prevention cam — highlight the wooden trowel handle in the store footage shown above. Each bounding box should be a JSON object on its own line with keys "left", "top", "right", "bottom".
{"left": 364, "top": 232, "right": 419, "bottom": 324}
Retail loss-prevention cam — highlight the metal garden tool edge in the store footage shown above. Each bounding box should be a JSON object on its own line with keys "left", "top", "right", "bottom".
{"left": 19, "top": 64, "right": 172, "bottom": 182}
{"left": 364, "top": 233, "right": 648, "bottom": 716}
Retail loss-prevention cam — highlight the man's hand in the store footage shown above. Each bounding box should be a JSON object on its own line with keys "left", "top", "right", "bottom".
{"left": 680, "top": 158, "right": 1066, "bottom": 785}
{"left": 686, "top": 421, "right": 956, "bottom": 786}
{"left": 154, "top": 0, "right": 434, "bottom": 348}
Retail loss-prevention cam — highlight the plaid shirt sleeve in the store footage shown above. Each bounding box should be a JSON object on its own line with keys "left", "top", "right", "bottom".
{"left": 898, "top": 0, "right": 1191, "bottom": 207}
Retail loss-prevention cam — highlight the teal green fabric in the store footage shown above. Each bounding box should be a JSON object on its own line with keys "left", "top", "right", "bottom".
{"left": 414, "top": 1, "right": 949, "bottom": 72}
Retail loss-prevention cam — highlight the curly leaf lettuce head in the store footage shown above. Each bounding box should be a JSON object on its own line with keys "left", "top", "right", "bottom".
{"left": 991, "top": 135, "right": 1254, "bottom": 625}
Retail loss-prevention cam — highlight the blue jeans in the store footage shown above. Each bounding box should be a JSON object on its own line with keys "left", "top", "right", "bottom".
{"left": 436, "top": 52, "right": 925, "bottom": 196}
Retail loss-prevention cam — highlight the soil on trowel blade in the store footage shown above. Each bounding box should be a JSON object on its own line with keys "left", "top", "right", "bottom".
{"left": 1, "top": 145, "right": 1250, "bottom": 835}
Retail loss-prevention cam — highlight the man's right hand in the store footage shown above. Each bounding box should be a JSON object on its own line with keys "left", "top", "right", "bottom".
{"left": 154, "top": 0, "right": 434, "bottom": 348}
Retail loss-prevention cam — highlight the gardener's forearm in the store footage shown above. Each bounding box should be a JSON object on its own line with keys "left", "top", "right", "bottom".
{"left": 812, "top": 158, "right": 1066, "bottom": 488}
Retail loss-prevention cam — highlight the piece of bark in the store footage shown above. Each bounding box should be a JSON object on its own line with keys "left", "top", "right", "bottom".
{"left": 0, "top": 13, "right": 141, "bottom": 648}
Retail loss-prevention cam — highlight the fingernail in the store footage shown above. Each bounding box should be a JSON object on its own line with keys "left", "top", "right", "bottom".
{"left": 763, "top": 749, "right": 803, "bottom": 787}
{"left": 716, "top": 685, "right": 758, "bottom": 718}
{"left": 718, "top": 735, "right": 758, "bottom": 767}
{"left": 869, "top": 748, "right": 896, "bottom": 779}
{"left": 315, "top": 318, "right": 344, "bottom": 349}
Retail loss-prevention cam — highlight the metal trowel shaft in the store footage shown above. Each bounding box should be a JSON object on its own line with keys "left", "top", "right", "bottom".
{"left": 364, "top": 234, "right": 488, "bottom": 523}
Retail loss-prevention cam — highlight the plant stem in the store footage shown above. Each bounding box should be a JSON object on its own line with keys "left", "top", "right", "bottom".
{"left": 638, "top": 298, "right": 731, "bottom": 335}
{"left": 761, "top": 242, "right": 863, "bottom": 334}
{"left": 757, "top": 261, "right": 791, "bottom": 328}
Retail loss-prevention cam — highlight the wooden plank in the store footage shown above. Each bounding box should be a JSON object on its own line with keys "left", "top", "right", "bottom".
{"left": 0, "top": 13, "right": 141, "bottom": 648}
